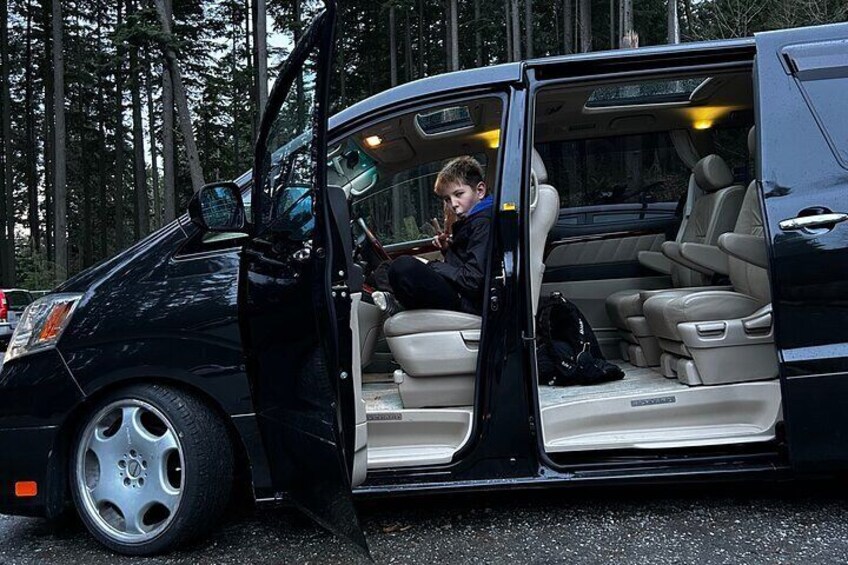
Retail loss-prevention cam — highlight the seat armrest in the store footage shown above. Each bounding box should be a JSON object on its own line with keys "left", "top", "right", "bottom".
{"left": 637, "top": 250, "right": 672, "bottom": 275}
{"left": 661, "top": 241, "right": 713, "bottom": 276}
{"left": 719, "top": 233, "right": 769, "bottom": 269}
{"left": 679, "top": 243, "right": 729, "bottom": 276}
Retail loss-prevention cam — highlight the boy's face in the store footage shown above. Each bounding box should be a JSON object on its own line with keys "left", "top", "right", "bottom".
{"left": 437, "top": 181, "right": 487, "bottom": 218}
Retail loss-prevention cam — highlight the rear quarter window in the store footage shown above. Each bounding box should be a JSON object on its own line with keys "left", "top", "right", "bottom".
{"left": 5, "top": 291, "right": 33, "bottom": 310}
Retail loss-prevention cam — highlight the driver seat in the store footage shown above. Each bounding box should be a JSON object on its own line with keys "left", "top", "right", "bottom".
{"left": 384, "top": 150, "right": 560, "bottom": 408}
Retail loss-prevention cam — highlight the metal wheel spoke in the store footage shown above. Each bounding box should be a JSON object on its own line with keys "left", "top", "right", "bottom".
{"left": 149, "top": 468, "right": 181, "bottom": 513}
{"left": 118, "top": 496, "right": 150, "bottom": 536}
{"left": 89, "top": 428, "right": 126, "bottom": 463}
{"left": 122, "top": 406, "right": 158, "bottom": 451}
{"left": 156, "top": 428, "right": 179, "bottom": 454}
{"left": 89, "top": 474, "right": 124, "bottom": 507}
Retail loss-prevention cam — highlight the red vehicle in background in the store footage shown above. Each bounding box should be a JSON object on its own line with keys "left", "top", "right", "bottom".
{"left": 0, "top": 289, "right": 35, "bottom": 350}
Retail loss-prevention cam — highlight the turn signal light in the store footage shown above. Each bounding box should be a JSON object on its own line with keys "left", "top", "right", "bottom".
{"left": 15, "top": 481, "right": 38, "bottom": 498}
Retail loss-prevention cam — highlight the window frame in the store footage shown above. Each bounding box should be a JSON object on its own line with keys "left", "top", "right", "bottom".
{"left": 338, "top": 90, "right": 510, "bottom": 249}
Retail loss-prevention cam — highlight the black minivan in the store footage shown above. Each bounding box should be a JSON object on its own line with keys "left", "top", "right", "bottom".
{"left": 2, "top": 1, "right": 848, "bottom": 555}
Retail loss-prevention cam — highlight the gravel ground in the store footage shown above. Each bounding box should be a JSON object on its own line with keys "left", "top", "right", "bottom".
{"left": 3, "top": 480, "right": 848, "bottom": 564}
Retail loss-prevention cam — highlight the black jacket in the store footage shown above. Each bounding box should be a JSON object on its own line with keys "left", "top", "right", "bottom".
{"left": 428, "top": 204, "right": 492, "bottom": 315}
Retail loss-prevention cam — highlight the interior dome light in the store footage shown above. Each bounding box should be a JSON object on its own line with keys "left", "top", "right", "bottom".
{"left": 364, "top": 135, "right": 382, "bottom": 147}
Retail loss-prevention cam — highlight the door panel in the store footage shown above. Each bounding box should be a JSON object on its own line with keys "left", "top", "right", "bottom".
{"left": 755, "top": 24, "right": 848, "bottom": 470}
{"left": 241, "top": 1, "right": 368, "bottom": 551}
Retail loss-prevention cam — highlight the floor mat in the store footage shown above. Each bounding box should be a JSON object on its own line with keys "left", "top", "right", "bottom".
{"left": 363, "top": 381, "right": 404, "bottom": 411}
{"left": 538, "top": 361, "right": 686, "bottom": 408}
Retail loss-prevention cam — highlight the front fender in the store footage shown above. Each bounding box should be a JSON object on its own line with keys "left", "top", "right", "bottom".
{"left": 61, "top": 336, "right": 254, "bottom": 416}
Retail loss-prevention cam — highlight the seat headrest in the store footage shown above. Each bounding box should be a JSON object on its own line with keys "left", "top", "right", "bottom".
{"left": 748, "top": 126, "right": 756, "bottom": 160}
{"left": 531, "top": 148, "right": 548, "bottom": 184}
{"left": 693, "top": 154, "right": 734, "bottom": 192}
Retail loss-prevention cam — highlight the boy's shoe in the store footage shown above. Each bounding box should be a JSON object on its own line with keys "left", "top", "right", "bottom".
{"left": 372, "top": 291, "right": 402, "bottom": 316}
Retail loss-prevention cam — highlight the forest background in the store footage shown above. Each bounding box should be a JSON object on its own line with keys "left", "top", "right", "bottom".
{"left": 0, "top": 0, "right": 845, "bottom": 288}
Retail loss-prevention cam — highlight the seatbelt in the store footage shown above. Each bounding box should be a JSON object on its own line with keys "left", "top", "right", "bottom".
{"left": 675, "top": 174, "right": 702, "bottom": 243}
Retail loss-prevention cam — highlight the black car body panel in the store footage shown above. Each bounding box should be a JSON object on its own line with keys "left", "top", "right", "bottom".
{"left": 753, "top": 23, "right": 848, "bottom": 471}
{"left": 1, "top": 27, "right": 848, "bottom": 530}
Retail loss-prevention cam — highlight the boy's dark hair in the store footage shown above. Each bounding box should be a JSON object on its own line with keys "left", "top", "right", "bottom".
{"left": 434, "top": 156, "right": 485, "bottom": 194}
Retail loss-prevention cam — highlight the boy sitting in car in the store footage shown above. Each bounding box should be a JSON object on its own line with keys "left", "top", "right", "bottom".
{"left": 374, "top": 156, "right": 493, "bottom": 316}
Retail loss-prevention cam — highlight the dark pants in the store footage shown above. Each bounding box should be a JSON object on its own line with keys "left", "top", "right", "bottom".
{"left": 388, "top": 255, "right": 462, "bottom": 312}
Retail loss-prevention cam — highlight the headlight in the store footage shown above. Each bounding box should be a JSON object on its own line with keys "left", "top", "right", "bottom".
{"left": 4, "top": 293, "right": 84, "bottom": 363}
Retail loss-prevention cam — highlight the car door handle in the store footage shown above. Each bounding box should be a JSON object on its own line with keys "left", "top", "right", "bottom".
{"left": 779, "top": 213, "right": 848, "bottom": 231}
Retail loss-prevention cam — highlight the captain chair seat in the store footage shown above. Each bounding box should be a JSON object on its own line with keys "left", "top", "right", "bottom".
{"left": 384, "top": 310, "right": 482, "bottom": 378}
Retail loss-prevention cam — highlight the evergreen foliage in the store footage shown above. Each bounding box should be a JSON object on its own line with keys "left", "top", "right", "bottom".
{"left": 0, "top": 0, "right": 845, "bottom": 287}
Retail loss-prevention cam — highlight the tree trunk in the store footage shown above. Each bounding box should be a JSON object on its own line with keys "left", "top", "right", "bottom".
{"left": 146, "top": 51, "right": 160, "bottom": 230}
{"left": 449, "top": 0, "right": 459, "bottom": 71}
{"left": 80, "top": 82, "right": 92, "bottom": 268}
{"left": 610, "top": 0, "right": 616, "bottom": 48}
{"left": 42, "top": 0, "right": 54, "bottom": 263}
{"left": 52, "top": 0, "right": 67, "bottom": 283}
{"left": 0, "top": 0, "right": 11, "bottom": 284}
{"left": 418, "top": 0, "right": 424, "bottom": 77}
{"left": 95, "top": 3, "right": 107, "bottom": 258}
{"left": 525, "top": 0, "right": 534, "bottom": 59}
{"left": 504, "top": 0, "right": 513, "bottom": 62}
{"left": 129, "top": 0, "right": 149, "bottom": 239}
{"left": 621, "top": 0, "right": 635, "bottom": 48}
{"left": 578, "top": 0, "right": 592, "bottom": 53}
{"left": 231, "top": 11, "right": 240, "bottom": 172}
{"left": 404, "top": 8, "right": 413, "bottom": 80}
{"left": 98, "top": 70, "right": 108, "bottom": 257}
{"left": 667, "top": 0, "right": 680, "bottom": 44}
{"left": 510, "top": 0, "right": 521, "bottom": 62}
{"left": 25, "top": 3, "right": 41, "bottom": 252}
{"left": 291, "top": 0, "right": 306, "bottom": 130}
{"left": 474, "top": 0, "right": 482, "bottom": 67}
{"left": 162, "top": 59, "right": 175, "bottom": 224}
{"left": 563, "top": 0, "right": 573, "bottom": 54}
{"left": 115, "top": 0, "right": 126, "bottom": 251}
{"left": 154, "top": 0, "right": 205, "bottom": 192}
{"left": 253, "top": 0, "right": 268, "bottom": 117}
{"left": 389, "top": 6, "right": 398, "bottom": 85}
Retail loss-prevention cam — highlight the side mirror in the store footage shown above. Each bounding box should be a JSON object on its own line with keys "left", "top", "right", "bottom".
{"left": 188, "top": 182, "right": 246, "bottom": 233}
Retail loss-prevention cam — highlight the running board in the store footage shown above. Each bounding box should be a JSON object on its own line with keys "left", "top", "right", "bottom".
{"left": 366, "top": 408, "right": 473, "bottom": 469}
{"left": 541, "top": 381, "right": 782, "bottom": 453}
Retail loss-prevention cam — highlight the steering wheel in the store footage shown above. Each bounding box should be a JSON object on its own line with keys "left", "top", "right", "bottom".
{"left": 356, "top": 218, "right": 391, "bottom": 262}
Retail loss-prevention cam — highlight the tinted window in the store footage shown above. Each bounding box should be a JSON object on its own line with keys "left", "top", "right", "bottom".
{"left": 537, "top": 132, "right": 690, "bottom": 213}
{"left": 795, "top": 75, "right": 848, "bottom": 166}
{"left": 5, "top": 291, "right": 33, "bottom": 310}
{"left": 351, "top": 155, "right": 488, "bottom": 245}
{"left": 783, "top": 40, "right": 848, "bottom": 168}
{"left": 711, "top": 126, "right": 753, "bottom": 182}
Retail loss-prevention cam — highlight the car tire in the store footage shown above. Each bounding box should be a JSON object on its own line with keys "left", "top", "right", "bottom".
{"left": 69, "top": 383, "right": 234, "bottom": 556}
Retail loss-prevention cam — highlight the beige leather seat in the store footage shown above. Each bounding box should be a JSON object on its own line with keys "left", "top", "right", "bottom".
{"left": 385, "top": 150, "right": 560, "bottom": 408}
{"left": 643, "top": 127, "right": 778, "bottom": 386}
{"left": 605, "top": 154, "right": 745, "bottom": 367}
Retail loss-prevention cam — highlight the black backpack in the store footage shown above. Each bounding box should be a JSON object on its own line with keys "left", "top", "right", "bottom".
{"left": 536, "top": 292, "right": 625, "bottom": 387}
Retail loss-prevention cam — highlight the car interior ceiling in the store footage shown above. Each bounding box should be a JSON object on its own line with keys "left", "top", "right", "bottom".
{"left": 349, "top": 67, "right": 784, "bottom": 468}
{"left": 354, "top": 97, "right": 503, "bottom": 184}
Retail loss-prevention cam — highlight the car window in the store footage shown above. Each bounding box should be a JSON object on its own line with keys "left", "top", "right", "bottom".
{"left": 783, "top": 41, "right": 848, "bottom": 168}
{"left": 536, "top": 131, "right": 690, "bottom": 225}
{"left": 5, "top": 291, "right": 33, "bottom": 310}
{"left": 351, "top": 154, "right": 488, "bottom": 245}
{"left": 711, "top": 126, "right": 753, "bottom": 182}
